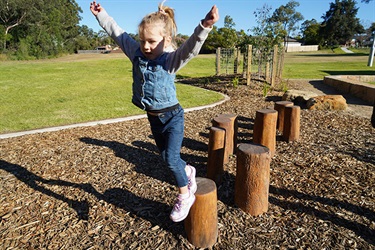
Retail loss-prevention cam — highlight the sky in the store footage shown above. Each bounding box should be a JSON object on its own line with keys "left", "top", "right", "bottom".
{"left": 76, "top": 0, "right": 375, "bottom": 36}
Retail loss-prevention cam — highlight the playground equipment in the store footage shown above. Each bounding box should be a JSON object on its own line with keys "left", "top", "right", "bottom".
{"left": 194, "top": 107, "right": 300, "bottom": 247}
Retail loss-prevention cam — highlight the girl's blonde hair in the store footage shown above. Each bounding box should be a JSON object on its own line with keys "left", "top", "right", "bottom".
{"left": 138, "top": 2, "right": 177, "bottom": 48}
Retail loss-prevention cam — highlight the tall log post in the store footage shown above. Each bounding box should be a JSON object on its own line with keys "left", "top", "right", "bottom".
{"left": 212, "top": 116, "right": 231, "bottom": 164}
{"left": 235, "top": 143, "right": 271, "bottom": 216}
{"left": 217, "top": 113, "right": 238, "bottom": 154}
{"left": 246, "top": 45, "right": 252, "bottom": 86}
{"left": 216, "top": 47, "right": 221, "bottom": 75}
{"left": 274, "top": 101, "right": 294, "bottom": 132}
{"left": 271, "top": 45, "right": 278, "bottom": 86}
{"left": 185, "top": 177, "right": 218, "bottom": 248}
{"left": 207, "top": 127, "right": 225, "bottom": 185}
{"left": 283, "top": 105, "right": 301, "bottom": 142}
{"left": 252, "top": 109, "right": 278, "bottom": 157}
{"left": 265, "top": 62, "right": 270, "bottom": 83}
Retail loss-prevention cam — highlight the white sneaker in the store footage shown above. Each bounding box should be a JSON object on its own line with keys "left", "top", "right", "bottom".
{"left": 170, "top": 192, "right": 196, "bottom": 222}
{"left": 187, "top": 164, "right": 197, "bottom": 194}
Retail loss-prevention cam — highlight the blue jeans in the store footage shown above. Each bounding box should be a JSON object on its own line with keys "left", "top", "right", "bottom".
{"left": 147, "top": 105, "right": 188, "bottom": 187}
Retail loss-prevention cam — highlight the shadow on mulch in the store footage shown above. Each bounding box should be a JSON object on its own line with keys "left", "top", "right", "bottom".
{"left": 216, "top": 168, "right": 375, "bottom": 246}
{"left": 269, "top": 186, "right": 375, "bottom": 246}
{"left": 0, "top": 159, "right": 187, "bottom": 238}
{"left": 79, "top": 137, "right": 208, "bottom": 184}
{"left": 2, "top": 158, "right": 374, "bottom": 245}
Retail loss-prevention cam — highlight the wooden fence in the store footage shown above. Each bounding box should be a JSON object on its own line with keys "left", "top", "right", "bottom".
{"left": 216, "top": 45, "right": 284, "bottom": 87}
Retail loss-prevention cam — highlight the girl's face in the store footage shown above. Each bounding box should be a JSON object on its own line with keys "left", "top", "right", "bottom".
{"left": 139, "top": 23, "right": 171, "bottom": 60}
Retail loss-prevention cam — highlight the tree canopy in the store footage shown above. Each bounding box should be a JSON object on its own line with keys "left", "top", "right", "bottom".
{"left": 1, "top": 0, "right": 373, "bottom": 60}
{"left": 270, "top": 0, "right": 304, "bottom": 49}
{"left": 320, "top": 0, "right": 364, "bottom": 46}
{"left": 300, "top": 19, "right": 321, "bottom": 45}
{"left": 0, "top": 0, "right": 82, "bottom": 59}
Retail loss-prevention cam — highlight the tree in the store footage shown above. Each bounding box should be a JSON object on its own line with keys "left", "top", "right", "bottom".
{"left": 300, "top": 19, "right": 321, "bottom": 45}
{"left": 250, "top": 4, "right": 285, "bottom": 49}
{"left": 217, "top": 15, "right": 238, "bottom": 48}
{"left": 74, "top": 25, "right": 98, "bottom": 51}
{"left": 270, "top": 0, "right": 304, "bottom": 50}
{"left": 369, "top": 22, "right": 375, "bottom": 34}
{"left": 201, "top": 15, "right": 240, "bottom": 53}
{"left": 320, "top": 0, "right": 364, "bottom": 46}
{"left": 0, "top": 0, "right": 82, "bottom": 58}
{"left": 0, "top": 0, "right": 31, "bottom": 51}
{"left": 249, "top": 4, "right": 285, "bottom": 74}
{"left": 176, "top": 33, "right": 189, "bottom": 47}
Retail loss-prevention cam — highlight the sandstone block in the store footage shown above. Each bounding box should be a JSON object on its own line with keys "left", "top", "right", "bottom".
{"left": 282, "top": 90, "right": 318, "bottom": 105}
{"left": 307, "top": 95, "right": 347, "bottom": 110}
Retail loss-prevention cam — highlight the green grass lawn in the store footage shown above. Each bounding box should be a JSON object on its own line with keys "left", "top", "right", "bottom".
{"left": 282, "top": 48, "right": 374, "bottom": 79}
{"left": 0, "top": 54, "right": 222, "bottom": 134}
{"left": 1, "top": 49, "right": 374, "bottom": 134}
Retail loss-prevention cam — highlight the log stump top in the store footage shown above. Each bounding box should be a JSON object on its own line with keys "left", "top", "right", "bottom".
{"left": 218, "top": 113, "right": 237, "bottom": 119}
{"left": 275, "top": 101, "right": 294, "bottom": 106}
{"left": 195, "top": 177, "right": 216, "bottom": 196}
{"left": 256, "top": 109, "right": 278, "bottom": 114}
{"left": 212, "top": 116, "right": 231, "bottom": 123}
{"left": 238, "top": 143, "right": 270, "bottom": 155}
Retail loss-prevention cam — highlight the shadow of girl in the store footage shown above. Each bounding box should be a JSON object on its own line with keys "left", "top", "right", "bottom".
{"left": 0, "top": 160, "right": 184, "bottom": 237}
{"left": 79, "top": 137, "right": 175, "bottom": 185}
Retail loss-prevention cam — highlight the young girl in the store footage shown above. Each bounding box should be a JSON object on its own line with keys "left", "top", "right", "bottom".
{"left": 90, "top": 1, "right": 219, "bottom": 222}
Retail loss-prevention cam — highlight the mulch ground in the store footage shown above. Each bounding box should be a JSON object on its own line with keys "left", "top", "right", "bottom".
{"left": 1, "top": 77, "right": 374, "bottom": 249}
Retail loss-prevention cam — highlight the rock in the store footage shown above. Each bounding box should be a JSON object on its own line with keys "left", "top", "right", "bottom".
{"left": 282, "top": 90, "right": 318, "bottom": 106}
{"left": 306, "top": 95, "right": 347, "bottom": 110}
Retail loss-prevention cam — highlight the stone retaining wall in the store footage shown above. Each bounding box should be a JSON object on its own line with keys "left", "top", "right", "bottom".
{"left": 323, "top": 75, "right": 375, "bottom": 104}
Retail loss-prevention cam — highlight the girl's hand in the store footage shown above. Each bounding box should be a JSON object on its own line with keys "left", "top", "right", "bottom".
{"left": 90, "top": 1, "right": 103, "bottom": 16}
{"left": 202, "top": 5, "right": 219, "bottom": 28}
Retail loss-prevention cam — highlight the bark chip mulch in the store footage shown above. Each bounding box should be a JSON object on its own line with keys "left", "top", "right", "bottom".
{"left": 1, "top": 77, "right": 374, "bottom": 249}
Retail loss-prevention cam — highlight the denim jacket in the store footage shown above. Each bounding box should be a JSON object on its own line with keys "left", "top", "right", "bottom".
{"left": 133, "top": 50, "right": 177, "bottom": 110}
{"left": 96, "top": 9, "right": 212, "bottom": 111}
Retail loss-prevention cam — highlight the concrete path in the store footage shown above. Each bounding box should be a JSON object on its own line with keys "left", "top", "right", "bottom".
{"left": 341, "top": 47, "right": 354, "bottom": 53}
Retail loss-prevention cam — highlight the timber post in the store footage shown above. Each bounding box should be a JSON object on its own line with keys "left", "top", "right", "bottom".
{"left": 185, "top": 177, "right": 218, "bottom": 248}
{"left": 246, "top": 45, "right": 252, "bottom": 86}
{"left": 216, "top": 47, "right": 221, "bottom": 75}
{"left": 282, "top": 105, "right": 301, "bottom": 142}
{"left": 207, "top": 127, "right": 225, "bottom": 185}
{"left": 274, "top": 101, "right": 294, "bottom": 133}
{"left": 271, "top": 45, "right": 278, "bottom": 86}
{"left": 235, "top": 143, "right": 271, "bottom": 216}
{"left": 212, "top": 114, "right": 237, "bottom": 164}
{"left": 252, "top": 109, "right": 278, "bottom": 157}
{"left": 218, "top": 113, "right": 238, "bottom": 154}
